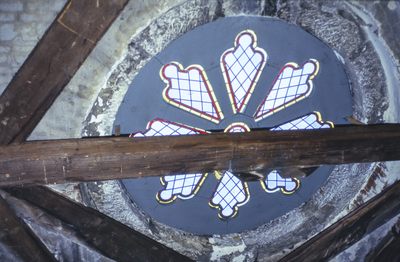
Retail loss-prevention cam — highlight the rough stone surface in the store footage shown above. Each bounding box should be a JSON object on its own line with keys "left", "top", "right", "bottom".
{"left": 47, "top": 183, "right": 83, "bottom": 204}
{"left": 359, "top": 1, "right": 400, "bottom": 66}
{"left": 81, "top": 0, "right": 223, "bottom": 137}
{"left": 345, "top": 1, "right": 400, "bottom": 124}
{"left": 78, "top": 0, "right": 398, "bottom": 261}
{"left": 1, "top": 0, "right": 399, "bottom": 261}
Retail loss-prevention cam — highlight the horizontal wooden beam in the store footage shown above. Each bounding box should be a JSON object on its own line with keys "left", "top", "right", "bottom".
{"left": 0, "top": 1, "right": 132, "bottom": 259}
{"left": 278, "top": 180, "right": 400, "bottom": 261}
{"left": 4, "top": 186, "right": 193, "bottom": 262}
{"left": 0, "top": 124, "right": 399, "bottom": 187}
{"left": 0, "top": 0, "right": 129, "bottom": 145}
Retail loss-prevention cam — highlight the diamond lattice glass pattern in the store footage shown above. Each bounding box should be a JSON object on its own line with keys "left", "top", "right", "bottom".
{"left": 221, "top": 30, "right": 267, "bottom": 114}
{"left": 131, "top": 119, "right": 207, "bottom": 203}
{"left": 157, "top": 174, "right": 208, "bottom": 203}
{"left": 116, "top": 17, "right": 355, "bottom": 234}
{"left": 261, "top": 112, "right": 333, "bottom": 194}
{"left": 210, "top": 171, "right": 250, "bottom": 219}
{"left": 254, "top": 60, "right": 319, "bottom": 122}
{"left": 131, "top": 30, "right": 333, "bottom": 219}
{"left": 261, "top": 170, "right": 299, "bottom": 194}
{"left": 160, "top": 62, "right": 223, "bottom": 124}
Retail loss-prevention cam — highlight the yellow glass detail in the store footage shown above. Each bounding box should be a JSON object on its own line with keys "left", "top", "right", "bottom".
{"left": 160, "top": 62, "right": 224, "bottom": 124}
{"left": 156, "top": 173, "right": 209, "bottom": 204}
{"left": 221, "top": 29, "right": 267, "bottom": 114}
{"left": 254, "top": 59, "right": 319, "bottom": 122}
{"left": 209, "top": 171, "right": 250, "bottom": 219}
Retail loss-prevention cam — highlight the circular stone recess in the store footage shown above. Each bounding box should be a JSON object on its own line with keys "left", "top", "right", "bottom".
{"left": 113, "top": 17, "right": 353, "bottom": 234}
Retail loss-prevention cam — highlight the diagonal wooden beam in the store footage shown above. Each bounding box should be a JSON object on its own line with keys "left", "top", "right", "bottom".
{"left": 369, "top": 221, "right": 400, "bottom": 262}
{"left": 0, "top": 124, "right": 400, "bottom": 187}
{"left": 0, "top": 0, "right": 195, "bottom": 259}
{"left": 4, "top": 186, "right": 193, "bottom": 262}
{"left": 371, "top": 238, "right": 400, "bottom": 262}
{"left": 0, "top": 0, "right": 131, "bottom": 261}
{"left": 0, "top": 195, "right": 58, "bottom": 262}
{"left": 278, "top": 180, "right": 400, "bottom": 262}
{"left": 0, "top": 0, "right": 129, "bottom": 145}
{"left": 0, "top": 0, "right": 395, "bottom": 260}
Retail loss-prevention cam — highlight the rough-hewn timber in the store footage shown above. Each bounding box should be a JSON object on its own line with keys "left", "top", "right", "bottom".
{"left": 278, "top": 180, "right": 400, "bottom": 262}
{"left": 366, "top": 216, "right": 400, "bottom": 262}
{"left": 0, "top": 0, "right": 129, "bottom": 145}
{"left": 4, "top": 186, "right": 194, "bottom": 262}
{"left": 370, "top": 234, "right": 400, "bottom": 262}
{"left": 0, "top": 124, "right": 399, "bottom": 186}
{"left": 0, "top": 0, "right": 131, "bottom": 261}
{"left": 0, "top": 195, "right": 58, "bottom": 262}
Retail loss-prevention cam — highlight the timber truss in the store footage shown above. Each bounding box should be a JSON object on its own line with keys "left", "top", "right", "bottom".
{"left": 0, "top": 1, "right": 399, "bottom": 261}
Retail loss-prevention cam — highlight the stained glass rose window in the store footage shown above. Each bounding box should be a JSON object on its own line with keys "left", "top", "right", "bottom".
{"left": 114, "top": 17, "right": 352, "bottom": 234}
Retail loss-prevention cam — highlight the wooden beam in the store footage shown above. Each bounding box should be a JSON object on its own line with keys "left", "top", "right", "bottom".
{"left": 0, "top": 1, "right": 195, "bottom": 260}
{"left": 4, "top": 186, "right": 193, "bottom": 262}
{"left": 0, "top": 124, "right": 399, "bottom": 187}
{"left": 0, "top": 0, "right": 195, "bottom": 260}
{"left": 370, "top": 233, "right": 400, "bottom": 262}
{"left": 278, "top": 180, "right": 400, "bottom": 262}
{"left": 0, "top": 0, "right": 129, "bottom": 145}
{"left": 0, "top": 195, "right": 58, "bottom": 262}
{"left": 364, "top": 213, "right": 400, "bottom": 261}
{"left": 0, "top": 0, "right": 133, "bottom": 260}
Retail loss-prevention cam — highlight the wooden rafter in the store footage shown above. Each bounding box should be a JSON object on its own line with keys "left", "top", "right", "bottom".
{"left": 0, "top": 0, "right": 398, "bottom": 260}
{"left": 0, "top": 124, "right": 400, "bottom": 186}
{"left": 4, "top": 186, "right": 193, "bottom": 262}
{"left": 0, "top": 195, "right": 58, "bottom": 262}
{"left": 0, "top": 0, "right": 133, "bottom": 260}
{"left": 279, "top": 180, "right": 400, "bottom": 261}
{"left": 0, "top": 0, "right": 133, "bottom": 262}
{"left": 0, "top": 0, "right": 129, "bottom": 145}
{"left": 0, "top": 1, "right": 190, "bottom": 261}
{"left": 368, "top": 218, "right": 400, "bottom": 262}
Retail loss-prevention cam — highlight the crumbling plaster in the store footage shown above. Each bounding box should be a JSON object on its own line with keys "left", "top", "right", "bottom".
{"left": 1, "top": 0, "right": 400, "bottom": 261}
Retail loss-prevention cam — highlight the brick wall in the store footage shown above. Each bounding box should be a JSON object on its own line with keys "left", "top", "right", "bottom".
{"left": 0, "top": 0, "right": 67, "bottom": 94}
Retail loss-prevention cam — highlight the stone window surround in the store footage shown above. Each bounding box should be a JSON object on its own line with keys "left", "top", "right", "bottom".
{"left": 79, "top": 2, "right": 398, "bottom": 261}
{"left": 16, "top": 0, "right": 399, "bottom": 261}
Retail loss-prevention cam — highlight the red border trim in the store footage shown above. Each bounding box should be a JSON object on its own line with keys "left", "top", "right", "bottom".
{"left": 254, "top": 60, "right": 318, "bottom": 120}
{"left": 222, "top": 32, "right": 266, "bottom": 112}
{"left": 161, "top": 63, "right": 222, "bottom": 121}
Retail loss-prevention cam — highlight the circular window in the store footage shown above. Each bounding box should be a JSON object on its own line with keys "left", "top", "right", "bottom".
{"left": 114, "top": 17, "right": 352, "bottom": 234}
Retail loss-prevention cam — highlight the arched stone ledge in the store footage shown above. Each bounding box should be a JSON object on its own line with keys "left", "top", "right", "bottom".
{"left": 75, "top": 1, "right": 399, "bottom": 261}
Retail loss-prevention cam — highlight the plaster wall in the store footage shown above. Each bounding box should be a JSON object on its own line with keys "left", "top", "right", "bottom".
{"left": 1, "top": 0, "right": 400, "bottom": 261}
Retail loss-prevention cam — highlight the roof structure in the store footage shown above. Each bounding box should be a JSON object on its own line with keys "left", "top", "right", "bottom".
{"left": 0, "top": 0, "right": 400, "bottom": 261}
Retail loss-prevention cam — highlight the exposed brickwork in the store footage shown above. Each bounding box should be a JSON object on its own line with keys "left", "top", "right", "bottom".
{"left": 351, "top": 163, "right": 389, "bottom": 208}
{"left": 0, "top": 0, "right": 67, "bottom": 95}
{"left": 0, "top": 0, "right": 399, "bottom": 261}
